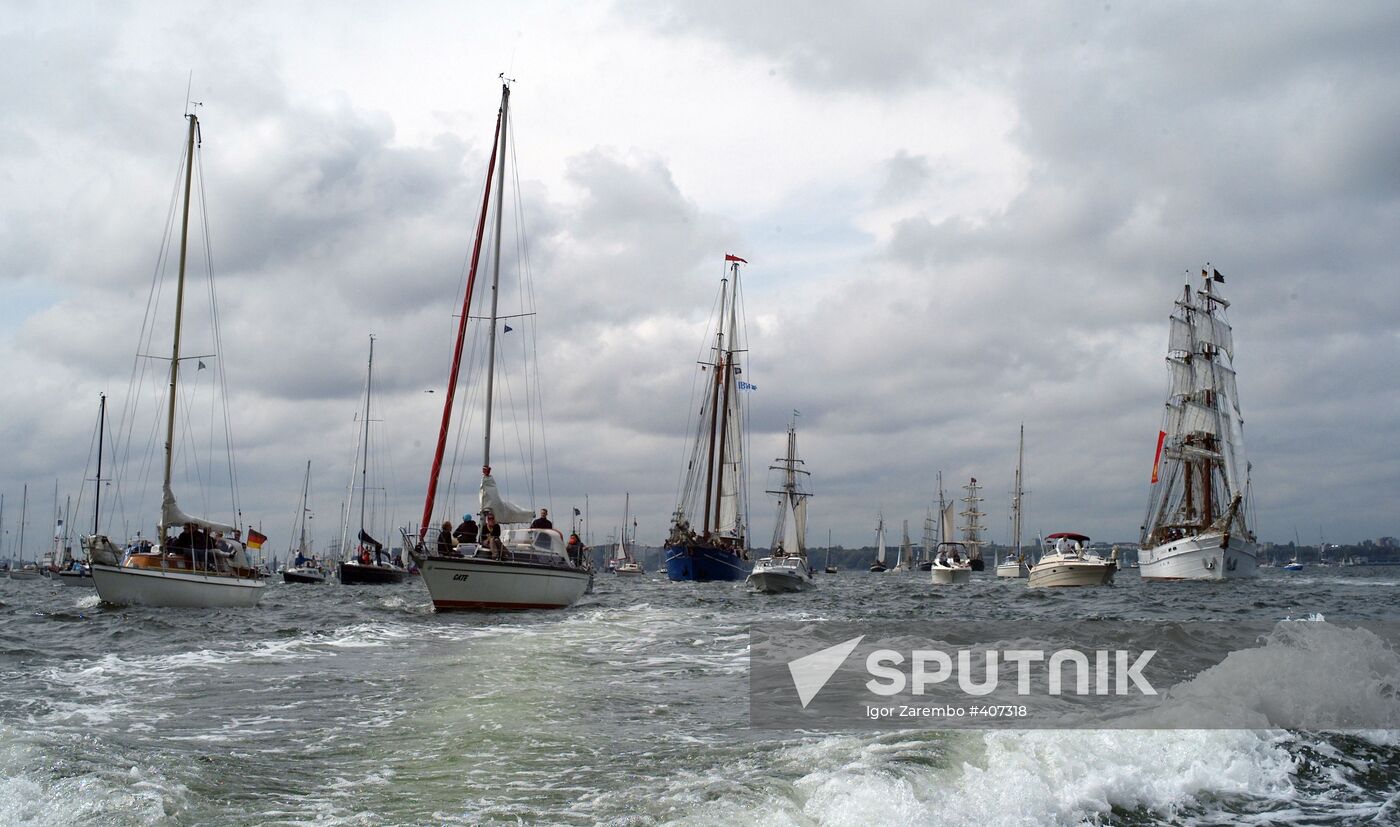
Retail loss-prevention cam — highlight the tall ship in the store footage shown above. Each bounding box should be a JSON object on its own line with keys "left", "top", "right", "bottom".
{"left": 408, "top": 81, "right": 590, "bottom": 610}
{"left": 84, "top": 108, "right": 265, "bottom": 607}
{"left": 663, "top": 255, "right": 753, "bottom": 582}
{"left": 746, "top": 418, "right": 814, "bottom": 593}
{"left": 1140, "top": 268, "right": 1258, "bottom": 581}
{"left": 958, "top": 478, "right": 987, "bottom": 571}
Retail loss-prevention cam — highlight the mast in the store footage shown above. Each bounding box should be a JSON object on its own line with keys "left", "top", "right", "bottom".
{"left": 358, "top": 336, "right": 375, "bottom": 548}
{"left": 936, "top": 472, "right": 945, "bottom": 544}
{"left": 1012, "top": 423, "right": 1024, "bottom": 557}
{"left": 482, "top": 83, "right": 510, "bottom": 473}
{"left": 94, "top": 393, "right": 106, "bottom": 534}
{"left": 826, "top": 528, "right": 832, "bottom": 568}
{"left": 419, "top": 85, "right": 505, "bottom": 539}
{"left": 298, "top": 460, "right": 311, "bottom": 554}
{"left": 19, "top": 484, "right": 27, "bottom": 565}
{"left": 709, "top": 263, "right": 741, "bottom": 539}
{"left": 700, "top": 269, "right": 731, "bottom": 537}
{"left": 159, "top": 112, "right": 198, "bottom": 542}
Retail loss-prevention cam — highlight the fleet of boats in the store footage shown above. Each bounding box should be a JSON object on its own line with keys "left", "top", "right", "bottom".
{"left": 3, "top": 94, "right": 1313, "bottom": 609}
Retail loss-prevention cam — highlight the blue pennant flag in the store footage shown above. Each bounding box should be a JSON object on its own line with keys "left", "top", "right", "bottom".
{"left": 504, "top": 324, "right": 513, "bottom": 333}
{"left": 738, "top": 381, "right": 757, "bottom": 391}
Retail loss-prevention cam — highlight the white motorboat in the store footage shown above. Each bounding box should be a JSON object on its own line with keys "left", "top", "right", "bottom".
{"left": 409, "top": 82, "right": 590, "bottom": 610}
{"left": 930, "top": 544, "right": 973, "bottom": 585}
{"left": 747, "top": 552, "right": 813, "bottom": 593}
{"left": 1028, "top": 532, "right": 1116, "bottom": 588}
{"left": 1140, "top": 268, "right": 1259, "bottom": 582}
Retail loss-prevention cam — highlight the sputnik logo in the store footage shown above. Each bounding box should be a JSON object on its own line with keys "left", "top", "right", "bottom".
{"left": 787, "top": 635, "right": 864, "bottom": 708}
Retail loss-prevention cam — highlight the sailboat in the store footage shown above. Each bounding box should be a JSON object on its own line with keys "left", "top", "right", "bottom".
{"left": 663, "top": 254, "right": 753, "bottom": 582}
{"left": 339, "top": 336, "right": 407, "bottom": 585}
{"left": 868, "top": 515, "right": 888, "bottom": 572}
{"left": 746, "top": 418, "right": 814, "bottom": 593}
{"left": 996, "top": 425, "right": 1031, "bottom": 578}
{"left": 408, "top": 82, "right": 590, "bottom": 611}
{"left": 8, "top": 485, "right": 41, "bottom": 580}
{"left": 283, "top": 461, "right": 327, "bottom": 584}
{"left": 930, "top": 481, "right": 971, "bottom": 585}
{"left": 824, "top": 529, "right": 837, "bottom": 574}
{"left": 84, "top": 110, "right": 265, "bottom": 608}
{"left": 60, "top": 396, "right": 107, "bottom": 586}
{"left": 958, "top": 478, "right": 988, "bottom": 571}
{"left": 1140, "top": 268, "right": 1259, "bottom": 581}
{"left": 918, "top": 509, "right": 935, "bottom": 571}
{"left": 893, "top": 520, "right": 914, "bottom": 572}
{"left": 613, "top": 494, "right": 644, "bottom": 575}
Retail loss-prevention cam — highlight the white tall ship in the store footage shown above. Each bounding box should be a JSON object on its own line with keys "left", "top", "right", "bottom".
{"left": 1140, "top": 268, "right": 1258, "bottom": 581}
{"left": 408, "top": 82, "right": 590, "bottom": 611}
{"left": 85, "top": 110, "right": 265, "bottom": 607}
{"left": 746, "top": 419, "right": 814, "bottom": 593}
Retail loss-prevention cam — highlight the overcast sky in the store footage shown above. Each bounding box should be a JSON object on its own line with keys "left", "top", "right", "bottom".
{"left": 2, "top": 1, "right": 1397, "bottom": 558}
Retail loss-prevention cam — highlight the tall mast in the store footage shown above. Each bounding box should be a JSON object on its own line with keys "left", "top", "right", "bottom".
{"left": 419, "top": 85, "right": 504, "bottom": 539}
{"left": 160, "top": 113, "right": 198, "bottom": 542}
{"left": 93, "top": 393, "right": 106, "bottom": 534}
{"left": 358, "top": 336, "right": 375, "bottom": 542}
{"left": 19, "top": 484, "right": 27, "bottom": 564}
{"left": 700, "top": 268, "right": 731, "bottom": 536}
{"left": 1012, "top": 423, "right": 1024, "bottom": 555}
{"left": 936, "top": 472, "right": 944, "bottom": 543}
{"left": 708, "top": 263, "right": 741, "bottom": 537}
{"left": 299, "top": 459, "right": 311, "bottom": 553}
{"left": 482, "top": 83, "right": 510, "bottom": 473}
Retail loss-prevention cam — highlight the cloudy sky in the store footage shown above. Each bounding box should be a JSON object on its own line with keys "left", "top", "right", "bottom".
{"left": 2, "top": 1, "right": 1397, "bottom": 558}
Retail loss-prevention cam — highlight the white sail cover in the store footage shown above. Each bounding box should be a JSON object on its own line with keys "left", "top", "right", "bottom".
{"left": 479, "top": 474, "right": 535, "bottom": 524}
{"left": 161, "top": 486, "right": 235, "bottom": 534}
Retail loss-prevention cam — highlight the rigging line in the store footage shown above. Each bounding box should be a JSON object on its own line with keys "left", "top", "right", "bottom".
{"left": 196, "top": 147, "right": 241, "bottom": 523}
{"left": 672, "top": 276, "right": 729, "bottom": 516}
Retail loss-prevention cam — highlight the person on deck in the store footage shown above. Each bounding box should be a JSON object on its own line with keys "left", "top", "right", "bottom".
{"left": 566, "top": 533, "right": 584, "bottom": 566}
{"left": 437, "top": 521, "right": 457, "bottom": 556}
{"left": 530, "top": 509, "right": 553, "bottom": 530}
{"left": 480, "top": 510, "right": 503, "bottom": 556}
{"left": 454, "top": 514, "right": 478, "bottom": 545}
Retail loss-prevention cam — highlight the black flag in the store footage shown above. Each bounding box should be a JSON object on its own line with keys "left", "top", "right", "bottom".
{"left": 1212, "top": 268, "right": 1225, "bottom": 283}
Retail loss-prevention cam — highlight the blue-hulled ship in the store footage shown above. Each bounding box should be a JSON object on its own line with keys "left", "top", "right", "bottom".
{"left": 664, "top": 255, "right": 753, "bottom": 582}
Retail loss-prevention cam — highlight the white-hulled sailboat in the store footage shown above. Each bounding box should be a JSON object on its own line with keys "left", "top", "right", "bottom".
{"left": 996, "top": 425, "right": 1031, "bottom": 578}
{"left": 1140, "top": 268, "right": 1258, "bottom": 581}
{"left": 84, "top": 110, "right": 265, "bottom": 608}
{"left": 894, "top": 521, "right": 914, "bottom": 572}
{"left": 338, "top": 336, "right": 407, "bottom": 585}
{"left": 7, "top": 485, "right": 42, "bottom": 581}
{"left": 408, "top": 81, "right": 590, "bottom": 611}
{"left": 868, "top": 515, "right": 888, "bottom": 572}
{"left": 746, "top": 418, "right": 814, "bottom": 593}
{"left": 930, "top": 481, "right": 971, "bottom": 585}
{"left": 613, "top": 494, "right": 644, "bottom": 575}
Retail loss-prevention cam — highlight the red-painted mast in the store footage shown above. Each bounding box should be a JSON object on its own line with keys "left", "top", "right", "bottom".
{"left": 419, "top": 86, "right": 505, "bottom": 539}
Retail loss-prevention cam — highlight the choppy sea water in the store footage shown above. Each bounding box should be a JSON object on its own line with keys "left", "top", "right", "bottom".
{"left": 1, "top": 567, "right": 1398, "bottom": 826}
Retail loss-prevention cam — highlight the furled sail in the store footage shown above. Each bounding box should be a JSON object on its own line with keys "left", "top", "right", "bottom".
{"left": 161, "top": 486, "right": 235, "bottom": 535}
{"left": 479, "top": 474, "right": 535, "bottom": 524}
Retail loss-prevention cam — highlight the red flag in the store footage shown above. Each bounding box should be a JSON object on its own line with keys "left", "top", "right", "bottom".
{"left": 1150, "top": 430, "right": 1167, "bottom": 483}
{"left": 247, "top": 528, "right": 268, "bottom": 550}
{"left": 724, "top": 254, "right": 747, "bottom": 263}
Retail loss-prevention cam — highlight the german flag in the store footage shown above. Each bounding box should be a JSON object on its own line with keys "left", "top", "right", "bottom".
{"left": 247, "top": 528, "right": 267, "bottom": 550}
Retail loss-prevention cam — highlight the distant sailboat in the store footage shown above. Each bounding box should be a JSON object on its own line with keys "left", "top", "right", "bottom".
{"left": 614, "top": 494, "right": 644, "bottom": 575}
{"left": 918, "top": 509, "right": 935, "bottom": 571}
{"left": 8, "top": 485, "right": 41, "bottom": 581}
{"left": 338, "top": 336, "right": 407, "bottom": 586}
{"left": 824, "top": 528, "right": 837, "bottom": 574}
{"left": 895, "top": 520, "right": 914, "bottom": 572}
{"left": 1140, "top": 268, "right": 1258, "bottom": 581}
{"left": 959, "top": 478, "right": 987, "bottom": 571}
{"left": 869, "top": 515, "right": 888, "bottom": 573}
{"left": 996, "top": 425, "right": 1031, "bottom": 578}
{"left": 284, "top": 461, "right": 327, "bottom": 584}
{"left": 746, "top": 418, "right": 814, "bottom": 593}
{"left": 930, "top": 482, "right": 971, "bottom": 585}
{"left": 664, "top": 255, "right": 753, "bottom": 582}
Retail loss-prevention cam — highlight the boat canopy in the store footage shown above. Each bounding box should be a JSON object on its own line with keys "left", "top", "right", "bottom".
{"left": 1044, "top": 532, "right": 1090, "bottom": 542}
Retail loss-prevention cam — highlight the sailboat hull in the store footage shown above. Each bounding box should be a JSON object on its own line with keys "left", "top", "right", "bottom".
{"left": 421, "top": 555, "right": 589, "bottom": 610}
{"left": 7, "top": 570, "right": 42, "bottom": 581}
{"left": 1140, "top": 533, "right": 1258, "bottom": 581}
{"left": 90, "top": 563, "right": 265, "bottom": 607}
{"left": 338, "top": 562, "right": 407, "bottom": 585}
{"left": 283, "top": 568, "right": 327, "bottom": 584}
{"left": 58, "top": 569, "right": 95, "bottom": 587}
{"left": 664, "top": 543, "right": 750, "bottom": 582}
